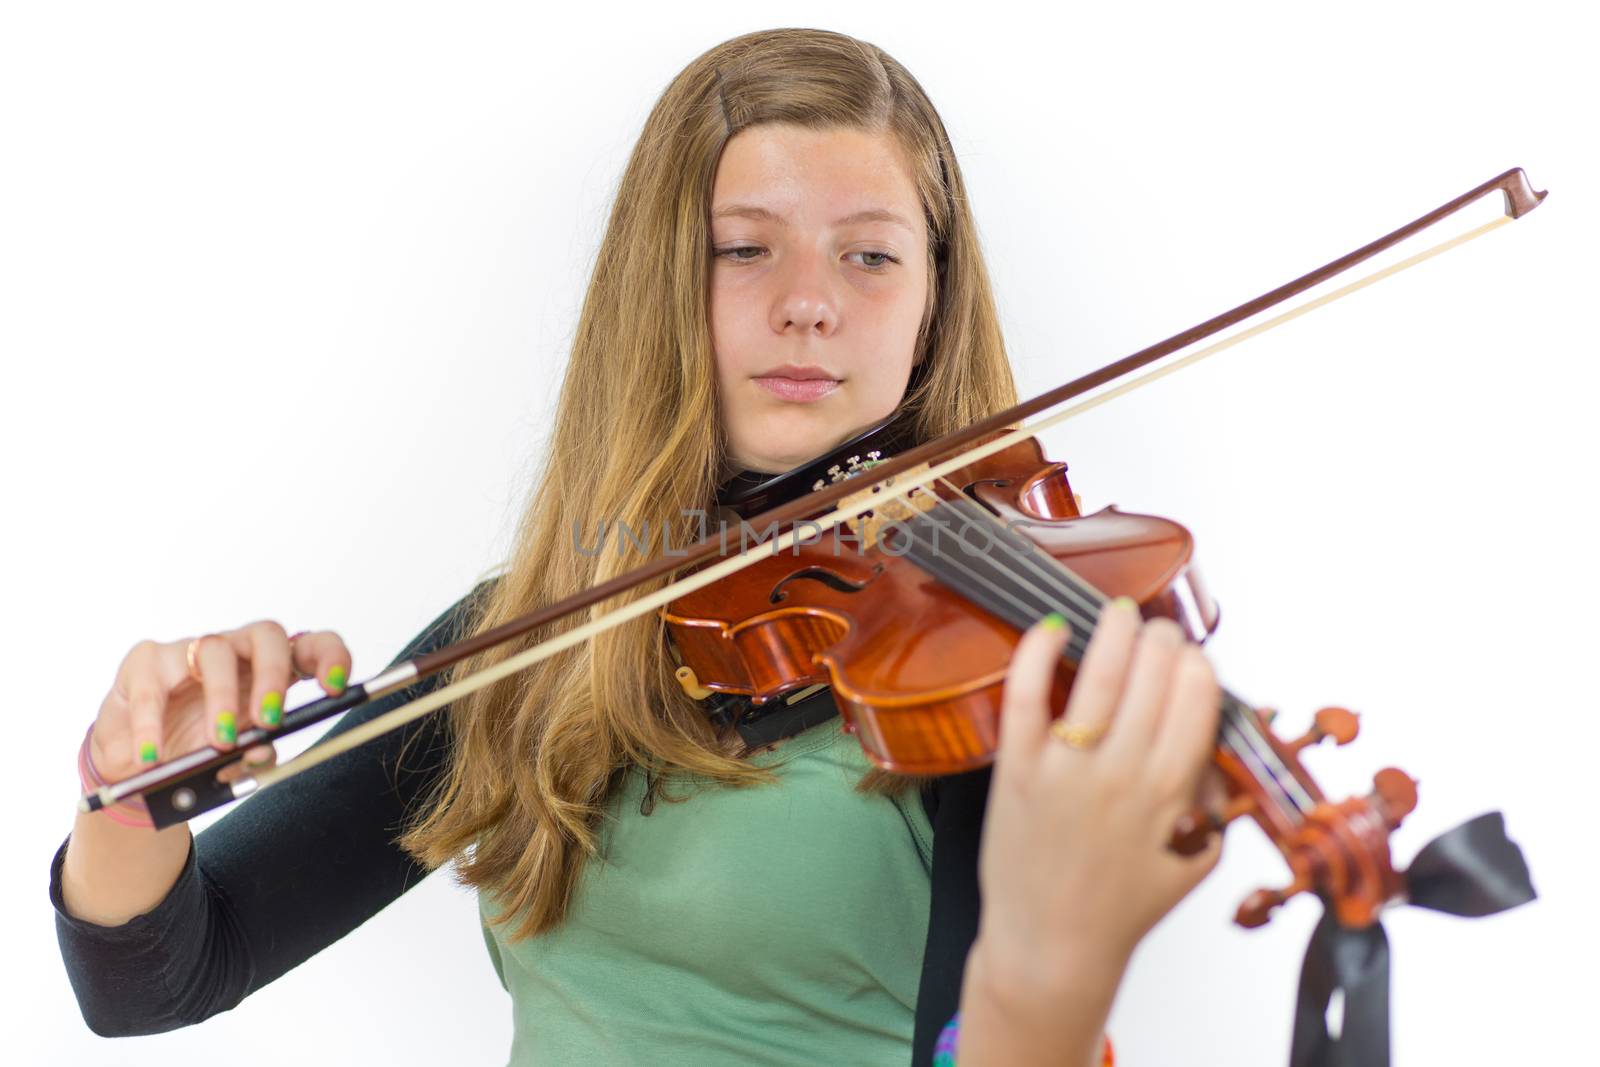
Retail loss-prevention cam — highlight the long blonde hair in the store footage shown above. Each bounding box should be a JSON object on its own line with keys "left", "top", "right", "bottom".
{"left": 399, "top": 27, "right": 1019, "bottom": 941}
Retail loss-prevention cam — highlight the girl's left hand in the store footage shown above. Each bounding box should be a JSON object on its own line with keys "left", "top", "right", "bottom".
{"left": 965, "top": 598, "right": 1226, "bottom": 1045}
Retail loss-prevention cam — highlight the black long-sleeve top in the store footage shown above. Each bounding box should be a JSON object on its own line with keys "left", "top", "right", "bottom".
{"left": 48, "top": 579, "right": 992, "bottom": 1064}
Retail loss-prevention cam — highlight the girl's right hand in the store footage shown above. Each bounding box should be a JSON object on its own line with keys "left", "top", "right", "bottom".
{"left": 88, "top": 622, "right": 353, "bottom": 785}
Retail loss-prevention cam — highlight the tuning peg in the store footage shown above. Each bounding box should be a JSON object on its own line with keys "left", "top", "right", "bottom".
{"left": 1287, "top": 705, "right": 1360, "bottom": 754}
{"left": 1169, "top": 795, "right": 1256, "bottom": 855}
{"left": 1236, "top": 871, "right": 1312, "bottom": 929}
{"left": 1369, "top": 766, "right": 1418, "bottom": 827}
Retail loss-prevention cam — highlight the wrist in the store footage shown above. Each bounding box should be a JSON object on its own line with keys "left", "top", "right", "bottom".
{"left": 956, "top": 935, "right": 1125, "bottom": 1067}
{"left": 968, "top": 920, "right": 1132, "bottom": 1007}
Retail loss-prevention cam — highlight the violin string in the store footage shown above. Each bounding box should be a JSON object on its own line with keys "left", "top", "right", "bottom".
{"left": 926, "top": 482, "right": 1101, "bottom": 613}
{"left": 885, "top": 508, "right": 1093, "bottom": 661}
{"left": 917, "top": 485, "right": 1313, "bottom": 820}
{"left": 894, "top": 476, "right": 1310, "bottom": 821}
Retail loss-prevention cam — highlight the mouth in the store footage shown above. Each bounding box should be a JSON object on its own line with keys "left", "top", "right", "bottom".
{"left": 752, "top": 364, "right": 842, "bottom": 403}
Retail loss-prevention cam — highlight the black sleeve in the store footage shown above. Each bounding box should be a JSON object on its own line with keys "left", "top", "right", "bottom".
{"left": 48, "top": 578, "right": 497, "bottom": 1037}
{"left": 911, "top": 765, "right": 992, "bottom": 1066}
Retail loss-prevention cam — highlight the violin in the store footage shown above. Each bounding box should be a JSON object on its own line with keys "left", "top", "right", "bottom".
{"left": 666, "top": 427, "right": 1415, "bottom": 930}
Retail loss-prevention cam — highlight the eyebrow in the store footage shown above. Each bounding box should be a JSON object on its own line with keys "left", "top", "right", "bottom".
{"left": 710, "top": 203, "right": 917, "bottom": 233}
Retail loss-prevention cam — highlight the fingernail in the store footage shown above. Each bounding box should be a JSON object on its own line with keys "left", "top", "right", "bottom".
{"left": 139, "top": 741, "right": 159, "bottom": 764}
{"left": 325, "top": 665, "right": 347, "bottom": 693}
{"left": 261, "top": 690, "right": 283, "bottom": 727}
{"left": 1111, "top": 596, "right": 1138, "bottom": 612}
{"left": 216, "top": 711, "right": 237, "bottom": 745}
{"left": 1041, "top": 612, "right": 1067, "bottom": 631}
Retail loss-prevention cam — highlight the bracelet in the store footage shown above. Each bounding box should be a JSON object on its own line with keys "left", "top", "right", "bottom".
{"left": 78, "top": 724, "right": 156, "bottom": 829}
{"left": 933, "top": 1013, "right": 1114, "bottom": 1066}
{"left": 932, "top": 1012, "right": 960, "bottom": 1065}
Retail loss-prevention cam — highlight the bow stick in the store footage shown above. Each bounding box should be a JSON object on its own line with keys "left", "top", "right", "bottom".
{"left": 81, "top": 166, "right": 1547, "bottom": 829}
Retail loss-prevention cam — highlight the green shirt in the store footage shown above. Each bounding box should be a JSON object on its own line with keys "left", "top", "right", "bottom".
{"left": 478, "top": 714, "right": 935, "bottom": 1065}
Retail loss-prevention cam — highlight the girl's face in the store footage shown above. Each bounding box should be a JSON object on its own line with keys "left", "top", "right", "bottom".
{"left": 709, "top": 123, "right": 930, "bottom": 476}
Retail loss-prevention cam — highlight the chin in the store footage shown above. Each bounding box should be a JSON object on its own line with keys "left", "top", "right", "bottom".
{"left": 731, "top": 424, "right": 838, "bottom": 474}
{"left": 735, "top": 445, "right": 820, "bottom": 475}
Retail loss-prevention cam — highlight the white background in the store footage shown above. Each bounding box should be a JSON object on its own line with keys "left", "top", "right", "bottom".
{"left": 4, "top": 2, "right": 1594, "bottom": 1064}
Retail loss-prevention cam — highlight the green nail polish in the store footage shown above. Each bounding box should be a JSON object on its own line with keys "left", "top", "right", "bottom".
{"left": 139, "top": 741, "right": 158, "bottom": 764}
{"left": 216, "top": 711, "right": 237, "bottom": 745}
{"left": 261, "top": 690, "right": 283, "bottom": 726}
{"left": 1042, "top": 612, "right": 1067, "bottom": 631}
{"left": 326, "top": 664, "right": 347, "bottom": 692}
{"left": 1112, "top": 596, "right": 1138, "bottom": 611}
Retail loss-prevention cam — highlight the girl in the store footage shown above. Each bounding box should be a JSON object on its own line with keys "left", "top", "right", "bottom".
{"left": 53, "top": 28, "right": 1223, "bottom": 1065}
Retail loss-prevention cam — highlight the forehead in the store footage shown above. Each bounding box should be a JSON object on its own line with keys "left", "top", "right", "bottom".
{"left": 711, "top": 124, "right": 923, "bottom": 233}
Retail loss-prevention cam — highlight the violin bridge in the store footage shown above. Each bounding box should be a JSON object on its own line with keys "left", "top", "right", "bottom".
{"left": 830, "top": 461, "right": 939, "bottom": 551}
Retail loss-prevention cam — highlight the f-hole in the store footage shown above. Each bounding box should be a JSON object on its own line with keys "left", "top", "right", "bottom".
{"left": 963, "top": 479, "right": 1009, "bottom": 509}
{"left": 770, "top": 563, "right": 886, "bottom": 604}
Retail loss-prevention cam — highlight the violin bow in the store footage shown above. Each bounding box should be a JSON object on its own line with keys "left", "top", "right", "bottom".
{"left": 82, "top": 166, "right": 1547, "bottom": 828}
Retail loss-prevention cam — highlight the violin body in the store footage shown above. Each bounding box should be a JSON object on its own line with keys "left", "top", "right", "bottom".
{"left": 667, "top": 433, "right": 1218, "bottom": 776}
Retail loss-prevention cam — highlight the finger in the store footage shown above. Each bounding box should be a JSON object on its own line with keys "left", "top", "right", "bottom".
{"left": 1102, "top": 616, "right": 1185, "bottom": 760}
{"left": 240, "top": 742, "right": 278, "bottom": 770}
{"left": 1047, "top": 596, "right": 1141, "bottom": 752}
{"left": 286, "top": 631, "right": 310, "bottom": 681}
{"left": 217, "top": 742, "right": 277, "bottom": 784}
{"left": 191, "top": 634, "right": 243, "bottom": 749}
{"left": 996, "top": 612, "right": 1077, "bottom": 769}
{"left": 291, "top": 630, "right": 352, "bottom": 696}
{"left": 1148, "top": 645, "right": 1223, "bottom": 801}
{"left": 121, "top": 641, "right": 169, "bottom": 769}
{"left": 237, "top": 619, "right": 291, "bottom": 730}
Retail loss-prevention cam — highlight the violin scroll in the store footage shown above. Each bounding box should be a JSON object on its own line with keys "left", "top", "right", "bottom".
{"left": 1166, "top": 701, "right": 1420, "bottom": 930}
{"left": 1231, "top": 764, "right": 1419, "bottom": 929}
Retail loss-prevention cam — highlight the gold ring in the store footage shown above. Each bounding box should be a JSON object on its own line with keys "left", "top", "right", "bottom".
{"left": 1049, "top": 718, "right": 1108, "bottom": 750}
{"left": 185, "top": 634, "right": 224, "bottom": 683}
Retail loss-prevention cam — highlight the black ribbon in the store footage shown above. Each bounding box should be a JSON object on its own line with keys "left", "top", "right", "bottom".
{"left": 1289, "top": 811, "right": 1536, "bottom": 1067}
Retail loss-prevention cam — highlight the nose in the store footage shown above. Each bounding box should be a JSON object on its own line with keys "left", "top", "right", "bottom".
{"left": 769, "top": 250, "right": 839, "bottom": 337}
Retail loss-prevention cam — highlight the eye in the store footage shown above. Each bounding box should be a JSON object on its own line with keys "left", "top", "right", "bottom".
{"left": 852, "top": 250, "right": 900, "bottom": 272}
{"left": 713, "top": 245, "right": 766, "bottom": 263}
